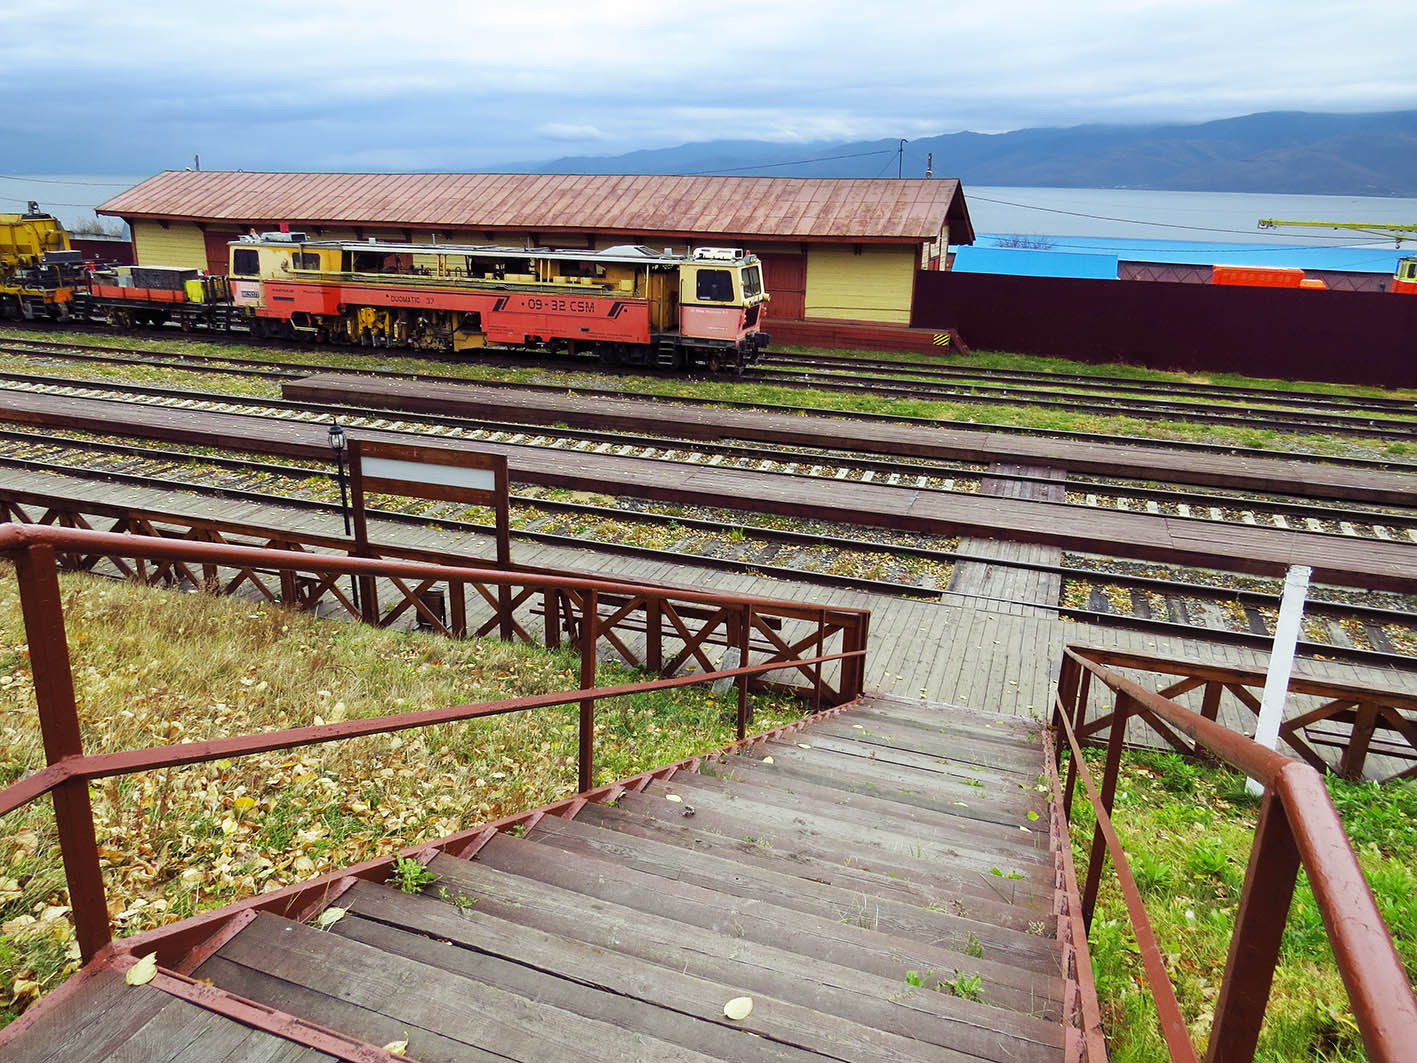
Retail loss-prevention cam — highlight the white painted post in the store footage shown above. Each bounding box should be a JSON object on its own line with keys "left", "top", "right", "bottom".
{"left": 1247, "top": 564, "right": 1312, "bottom": 795}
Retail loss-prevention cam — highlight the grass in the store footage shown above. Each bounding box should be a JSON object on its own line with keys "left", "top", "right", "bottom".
{"left": 2, "top": 326, "right": 1413, "bottom": 462}
{"left": 0, "top": 567, "right": 804, "bottom": 1024}
{"left": 1067, "top": 749, "right": 1417, "bottom": 1061}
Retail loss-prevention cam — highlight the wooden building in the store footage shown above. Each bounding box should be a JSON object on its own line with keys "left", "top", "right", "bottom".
{"left": 97, "top": 172, "right": 974, "bottom": 325}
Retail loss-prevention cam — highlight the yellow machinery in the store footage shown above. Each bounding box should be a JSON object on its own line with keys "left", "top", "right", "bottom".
{"left": 1, "top": 202, "right": 84, "bottom": 320}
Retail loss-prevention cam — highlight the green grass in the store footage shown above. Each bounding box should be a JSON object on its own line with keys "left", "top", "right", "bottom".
{"left": 1067, "top": 749, "right": 1417, "bottom": 1061}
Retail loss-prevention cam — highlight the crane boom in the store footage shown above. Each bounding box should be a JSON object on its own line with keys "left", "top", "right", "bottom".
{"left": 1257, "top": 218, "right": 1417, "bottom": 244}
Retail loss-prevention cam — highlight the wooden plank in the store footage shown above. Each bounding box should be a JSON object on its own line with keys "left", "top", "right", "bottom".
{"left": 526, "top": 811, "right": 1059, "bottom": 973}
{"left": 419, "top": 858, "right": 1062, "bottom": 1061}
{"left": 475, "top": 830, "right": 1062, "bottom": 1015}
{"left": 196, "top": 956, "right": 507, "bottom": 1063}
{"left": 717, "top": 755, "right": 1049, "bottom": 854}
{"left": 214, "top": 913, "right": 721, "bottom": 1062}
{"left": 629, "top": 777, "right": 1052, "bottom": 880}
{"left": 11, "top": 970, "right": 178, "bottom": 1063}
{"left": 332, "top": 887, "right": 839, "bottom": 1063}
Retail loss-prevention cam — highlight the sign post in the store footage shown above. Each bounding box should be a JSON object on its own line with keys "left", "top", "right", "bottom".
{"left": 1247, "top": 564, "right": 1311, "bottom": 795}
{"left": 347, "top": 439, "right": 511, "bottom": 633}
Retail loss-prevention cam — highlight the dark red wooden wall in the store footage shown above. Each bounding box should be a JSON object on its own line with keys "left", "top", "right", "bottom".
{"left": 911, "top": 271, "right": 1417, "bottom": 388}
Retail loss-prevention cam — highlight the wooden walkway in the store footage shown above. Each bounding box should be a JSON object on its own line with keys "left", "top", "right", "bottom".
{"left": 6, "top": 695, "right": 1076, "bottom": 1062}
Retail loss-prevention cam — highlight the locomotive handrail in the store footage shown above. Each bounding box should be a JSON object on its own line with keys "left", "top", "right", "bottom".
{"left": 1053, "top": 645, "right": 1417, "bottom": 1062}
{"left": 0, "top": 522, "right": 868, "bottom": 965}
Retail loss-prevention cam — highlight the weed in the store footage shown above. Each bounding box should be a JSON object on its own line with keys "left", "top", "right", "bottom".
{"left": 946, "top": 971, "right": 985, "bottom": 1002}
{"left": 436, "top": 887, "right": 477, "bottom": 911}
{"left": 964, "top": 932, "right": 985, "bottom": 959}
{"left": 388, "top": 856, "right": 438, "bottom": 895}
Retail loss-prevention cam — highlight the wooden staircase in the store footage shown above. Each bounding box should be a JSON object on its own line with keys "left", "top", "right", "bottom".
{"left": 9, "top": 695, "right": 1085, "bottom": 1061}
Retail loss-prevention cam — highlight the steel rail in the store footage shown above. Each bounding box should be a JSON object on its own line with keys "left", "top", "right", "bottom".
{"left": 4, "top": 414, "right": 1413, "bottom": 540}
{"left": 762, "top": 349, "right": 1417, "bottom": 415}
{"left": 743, "top": 366, "right": 1417, "bottom": 440}
{"left": 1054, "top": 646, "right": 1417, "bottom": 1061}
{"left": 11, "top": 329, "right": 1416, "bottom": 420}
{"left": 8, "top": 376, "right": 1416, "bottom": 546}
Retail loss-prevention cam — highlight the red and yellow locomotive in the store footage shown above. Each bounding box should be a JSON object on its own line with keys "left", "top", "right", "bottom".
{"left": 226, "top": 233, "right": 770, "bottom": 371}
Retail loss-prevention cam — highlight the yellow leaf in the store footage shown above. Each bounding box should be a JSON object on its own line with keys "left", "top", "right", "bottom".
{"left": 233, "top": 796, "right": 256, "bottom": 813}
{"left": 383, "top": 1035, "right": 409, "bottom": 1056}
{"left": 125, "top": 953, "right": 158, "bottom": 986}
{"left": 723, "top": 996, "right": 753, "bottom": 1021}
{"left": 761, "top": 756, "right": 773, "bottom": 765}
{"left": 315, "top": 906, "right": 348, "bottom": 929}
{"left": 665, "top": 794, "right": 683, "bottom": 803}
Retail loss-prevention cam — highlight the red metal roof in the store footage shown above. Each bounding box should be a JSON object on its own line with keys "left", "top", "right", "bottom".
{"left": 97, "top": 172, "right": 975, "bottom": 243}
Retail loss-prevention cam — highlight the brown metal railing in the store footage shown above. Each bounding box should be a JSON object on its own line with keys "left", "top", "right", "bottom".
{"left": 1053, "top": 645, "right": 1417, "bottom": 1063}
{"left": 1066, "top": 645, "right": 1417, "bottom": 782}
{"left": 0, "top": 523, "right": 868, "bottom": 966}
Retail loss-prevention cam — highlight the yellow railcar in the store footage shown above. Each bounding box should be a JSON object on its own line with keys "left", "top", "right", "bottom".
{"left": 0, "top": 203, "right": 86, "bottom": 320}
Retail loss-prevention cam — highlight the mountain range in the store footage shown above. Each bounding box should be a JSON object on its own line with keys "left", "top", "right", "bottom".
{"left": 527, "top": 111, "right": 1417, "bottom": 195}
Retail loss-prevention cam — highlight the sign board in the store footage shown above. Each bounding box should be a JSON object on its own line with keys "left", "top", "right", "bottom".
{"left": 348, "top": 437, "right": 511, "bottom": 570}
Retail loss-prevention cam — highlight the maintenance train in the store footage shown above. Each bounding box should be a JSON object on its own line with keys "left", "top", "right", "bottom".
{"left": 1, "top": 204, "right": 771, "bottom": 373}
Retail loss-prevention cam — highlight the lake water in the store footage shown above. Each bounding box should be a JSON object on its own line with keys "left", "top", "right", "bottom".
{"left": 6, "top": 174, "right": 1417, "bottom": 257}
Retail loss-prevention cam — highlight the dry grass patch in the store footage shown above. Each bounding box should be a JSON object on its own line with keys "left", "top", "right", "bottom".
{"left": 0, "top": 567, "right": 805, "bottom": 1022}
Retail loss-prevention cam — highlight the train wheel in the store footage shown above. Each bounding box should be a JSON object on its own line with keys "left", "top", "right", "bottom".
{"left": 706, "top": 352, "right": 723, "bottom": 373}
{"left": 359, "top": 328, "right": 372, "bottom": 346}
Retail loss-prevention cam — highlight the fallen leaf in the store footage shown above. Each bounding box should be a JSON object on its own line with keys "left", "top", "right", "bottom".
{"left": 761, "top": 756, "right": 774, "bottom": 765}
{"left": 723, "top": 996, "right": 754, "bottom": 1021}
{"left": 316, "top": 906, "right": 348, "bottom": 929}
{"left": 1026, "top": 811, "right": 1040, "bottom": 821}
{"left": 125, "top": 953, "right": 158, "bottom": 986}
{"left": 383, "top": 1035, "right": 409, "bottom": 1056}
{"left": 665, "top": 794, "right": 683, "bottom": 803}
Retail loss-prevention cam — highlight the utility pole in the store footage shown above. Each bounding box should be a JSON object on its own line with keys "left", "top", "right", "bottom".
{"left": 898, "top": 140, "right": 908, "bottom": 179}
{"left": 926, "top": 152, "right": 933, "bottom": 179}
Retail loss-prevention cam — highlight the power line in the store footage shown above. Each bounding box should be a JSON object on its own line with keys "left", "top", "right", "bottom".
{"left": 0, "top": 175, "right": 134, "bottom": 187}
{"left": 967, "top": 192, "right": 1384, "bottom": 242}
{"left": 684, "top": 148, "right": 895, "bottom": 176}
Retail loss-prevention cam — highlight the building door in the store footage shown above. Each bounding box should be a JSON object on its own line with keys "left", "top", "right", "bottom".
{"left": 204, "top": 230, "right": 243, "bottom": 275}
{"left": 755, "top": 252, "right": 806, "bottom": 320}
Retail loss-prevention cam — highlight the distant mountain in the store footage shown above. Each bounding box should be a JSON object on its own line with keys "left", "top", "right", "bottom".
{"left": 524, "top": 112, "right": 1417, "bottom": 195}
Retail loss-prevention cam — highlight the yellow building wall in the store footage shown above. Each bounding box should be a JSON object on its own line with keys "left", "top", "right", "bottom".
{"left": 804, "top": 245, "right": 916, "bottom": 323}
{"left": 131, "top": 220, "right": 208, "bottom": 269}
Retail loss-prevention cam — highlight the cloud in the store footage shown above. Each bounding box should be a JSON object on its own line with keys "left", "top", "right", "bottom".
{"left": 2, "top": 0, "right": 1415, "bottom": 172}
{"left": 537, "top": 123, "right": 610, "bottom": 142}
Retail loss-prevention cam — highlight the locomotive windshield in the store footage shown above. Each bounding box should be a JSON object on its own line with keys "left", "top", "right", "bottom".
{"left": 696, "top": 269, "right": 733, "bottom": 301}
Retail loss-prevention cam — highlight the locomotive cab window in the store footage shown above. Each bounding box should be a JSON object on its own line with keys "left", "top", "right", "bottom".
{"left": 231, "top": 249, "right": 259, "bottom": 276}
{"left": 696, "top": 269, "right": 733, "bottom": 302}
{"left": 741, "top": 265, "right": 762, "bottom": 299}
{"left": 294, "top": 253, "right": 321, "bottom": 270}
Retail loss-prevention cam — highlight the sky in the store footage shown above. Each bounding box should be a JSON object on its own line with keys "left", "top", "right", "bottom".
{"left": 2, "top": 0, "right": 1415, "bottom": 174}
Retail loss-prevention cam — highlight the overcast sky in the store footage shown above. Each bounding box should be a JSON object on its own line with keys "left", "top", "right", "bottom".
{"left": 3, "top": 0, "right": 1414, "bottom": 174}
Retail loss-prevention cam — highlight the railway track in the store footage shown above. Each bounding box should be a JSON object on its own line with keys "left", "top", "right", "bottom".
{"left": 5, "top": 374, "right": 1417, "bottom": 544}
{"left": 763, "top": 349, "right": 1417, "bottom": 417}
{"left": 4, "top": 331, "right": 1417, "bottom": 445}
{"left": 3, "top": 420, "right": 1417, "bottom": 669}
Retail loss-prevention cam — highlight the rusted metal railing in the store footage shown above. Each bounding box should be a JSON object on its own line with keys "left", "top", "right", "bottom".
{"left": 1065, "top": 645, "right": 1417, "bottom": 783}
{"left": 1053, "top": 645, "right": 1417, "bottom": 1063}
{"left": 0, "top": 523, "right": 868, "bottom": 965}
